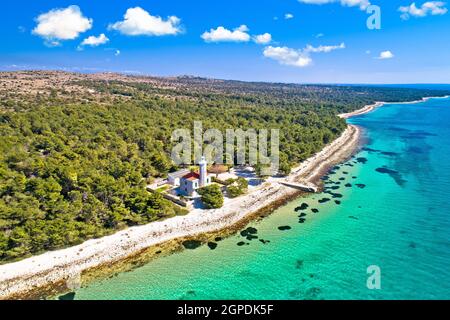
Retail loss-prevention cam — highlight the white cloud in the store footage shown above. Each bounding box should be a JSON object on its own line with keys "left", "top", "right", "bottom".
{"left": 201, "top": 25, "right": 250, "bottom": 42}
{"left": 399, "top": 1, "right": 447, "bottom": 20}
{"left": 80, "top": 34, "right": 109, "bottom": 47}
{"left": 254, "top": 33, "right": 272, "bottom": 44}
{"left": 263, "top": 42, "right": 345, "bottom": 68}
{"left": 115, "top": 50, "right": 121, "bottom": 56}
{"left": 316, "top": 33, "right": 324, "bottom": 38}
{"left": 32, "top": 5, "right": 93, "bottom": 45}
{"left": 297, "top": 0, "right": 371, "bottom": 10}
{"left": 263, "top": 46, "right": 313, "bottom": 67}
{"left": 305, "top": 42, "right": 345, "bottom": 53}
{"left": 285, "top": 13, "right": 295, "bottom": 19}
{"left": 109, "top": 7, "right": 181, "bottom": 36}
{"left": 377, "top": 50, "right": 394, "bottom": 59}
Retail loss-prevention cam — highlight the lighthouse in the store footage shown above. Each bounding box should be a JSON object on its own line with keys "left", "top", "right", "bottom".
{"left": 199, "top": 156, "right": 208, "bottom": 187}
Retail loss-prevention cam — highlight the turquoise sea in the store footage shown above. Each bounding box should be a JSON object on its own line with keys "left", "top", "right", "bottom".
{"left": 73, "top": 97, "right": 450, "bottom": 300}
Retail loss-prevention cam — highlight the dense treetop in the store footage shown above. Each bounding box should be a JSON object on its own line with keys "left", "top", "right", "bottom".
{"left": 1, "top": 71, "right": 449, "bottom": 262}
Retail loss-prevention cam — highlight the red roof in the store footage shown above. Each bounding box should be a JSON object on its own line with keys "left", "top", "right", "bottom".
{"left": 182, "top": 172, "right": 200, "bottom": 181}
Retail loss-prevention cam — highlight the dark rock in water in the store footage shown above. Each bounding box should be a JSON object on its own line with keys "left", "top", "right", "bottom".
{"left": 298, "top": 218, "right": 306, "bottom": 224}
{"left": 298, "top": 212, "right": 307, "bottom": 218}
{"left": 335, "top": 200, "right": 341, "bottom": 205}
{"left": 259, "top": 239, "right": 271, "bottom": 244}
{"left": 407, "top": 146, "right": 425, "bottom": 154}
{"left": 352, "top": 176, "right": 357, "bottom": 179}
{"left": 155, "top": 250, "right": 162, "bottom": 254}
{"left": 348, "top": 216, "right": 359, "bottom": 220}
{"left": 356, "top": 157, "right": 368, "bottom": 164}
{"left": 246, "top": 234, "right": 258, "bottom": 241}
{"left": 295, "top": 260, "right": 304, "bottom": 269}
{"left": 339, "top": 177, "right": 345, "bottom": 181}
{"left": 278, "top": 225, "right": 292, "bottom": 231}
{"left": 375, "top": 167, "right": 407, "bottom": 186}
{"left": 321, "top": 175, "right": 330, "bottom": 181}
{"left": 215, "top": 237, "right": 223, "bottom": 242}
{"left": 318, "top": 198, "right": 330, "bottom": 203}
{"left": 362, "top": 147, "right": 381, "bottom": 153}
{"left": 311, "top": 208, "right": 319, "bottom": 213}
{"left": 330, "top": 193, "right": 343, "bottom": 198}
{"left": 380, "top": 151, "right": 399, "bottom": 157}
{"left": 247, "top": 227, "right": 258, "bottom": 234}
{"left": 343, "top": 171, "right": 348, "bottom": 174}
{"left": 59, "top": 292, "right": 76, "bottom": 300}
{"left": 409, "top": 242, "right": 417, "bottom": 249}
{"left": 335, "top": 182, "right": 341, "bottom": 185}
{"left": 376, "top": 167, "right": 398, "bottom": 174}
{"left": 331, "top": 186, "right": 340, "bottom": 190}
{"left": 345, "top": 183, "right": 352, "bottom": 187}
{"left": 237, "top": 241, "right": 246, "bottom": 246}
{"left": 295, "top": 203, "right": 309, "bottom": 211}
{"left": 241, "top": 226, "right": 258, "bottom": 237}
{"left": 182, "top": 240, "right": 202, "bottom": 250}
{"left": 207, "top": 242, "right": 218, "bottom": 250}
{"left": 356, "top": 184, "right": 366, "bottom": 189}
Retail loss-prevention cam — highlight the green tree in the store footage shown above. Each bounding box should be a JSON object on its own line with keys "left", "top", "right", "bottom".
{"left": 198, "top": 185, "right": 224, "bottom": 209}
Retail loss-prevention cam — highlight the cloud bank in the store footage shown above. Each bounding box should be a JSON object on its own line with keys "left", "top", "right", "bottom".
{"left": 297, "top": 0, "right": 371, "bottom": 11}
{"left": 399, "top": 1, "right": 447, "bottom": 20}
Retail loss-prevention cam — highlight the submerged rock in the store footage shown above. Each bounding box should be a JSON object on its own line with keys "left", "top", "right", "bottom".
{"left": 240, "top": 227, "right": 258, "bottom": 237}
{"left": 356, "top": 157, "right": 368, "bottom": 164}
{"left": 348, "top": 216, "right": 359, "bottom": 220}
{"left": 375, "top": 167, "right": 407, "bottom": 186}
{"left": 298, "top": 218, "right": 306, "bottom": 224}
{"left": 58, "top": 292, "right": 76, "bottom": 300}
{"left": 246, "top": 234, "right": 258, "bottom": 241}
{"left": 207, "top": 242, "right": 218, "bottom": 250}
{"left": 295, "top": 260, "right": 304, "bottom": 269}
{"left": 298, "top": 212, "right": 307, "bottom": 218}
{"left": 259, "top": 239, "right": 271, "bottom": 244}
{"left": 182, "top": 240, "right": 202, "bottom": 250}
{"left": 356, "top": 184, "right": 366, "bottom": 189}
{"left": 237, "top": 241, "right": 246, "bottom": 246}
{"left": 278, "top": 225, "right": 292, "bottom": 231}
{"left": 335, "top": 200, "right": 341, "bottom": 205}
{"left": 295, "top": 203, "right": 309, "bottom": 211}
{"left": 311, "top": 208, "right": 319, "bottom": 213}
{"left": 345, "top": 183, "right": 352, "bottom": 187}
{"left": 318, "top": 198, "right": 330, "bottom": 203}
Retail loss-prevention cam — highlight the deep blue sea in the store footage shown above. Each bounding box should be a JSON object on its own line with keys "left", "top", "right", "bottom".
{"left": 73, "top": 96, "right": 450, "bottom": 300}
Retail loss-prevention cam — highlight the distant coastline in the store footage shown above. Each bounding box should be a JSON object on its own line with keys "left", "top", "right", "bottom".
{"left": 339, "top": 95, "right": 450, "bottom": 119}
{"left": 1, "top": 95, "right": 448, "bottom": 300}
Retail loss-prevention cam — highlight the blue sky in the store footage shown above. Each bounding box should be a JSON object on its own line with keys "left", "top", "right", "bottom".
{"left": 1, "top": 0, "right": 449, "bottom": 83}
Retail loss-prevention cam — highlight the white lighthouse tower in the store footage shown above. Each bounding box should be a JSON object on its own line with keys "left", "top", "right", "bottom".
{"left": 199, "top": 156, "right": 208, "bottom": 187}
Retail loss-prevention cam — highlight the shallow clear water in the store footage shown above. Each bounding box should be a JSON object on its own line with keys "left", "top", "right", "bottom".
{"left": 74, "top": 97, "right": 450, "bottom": 300}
